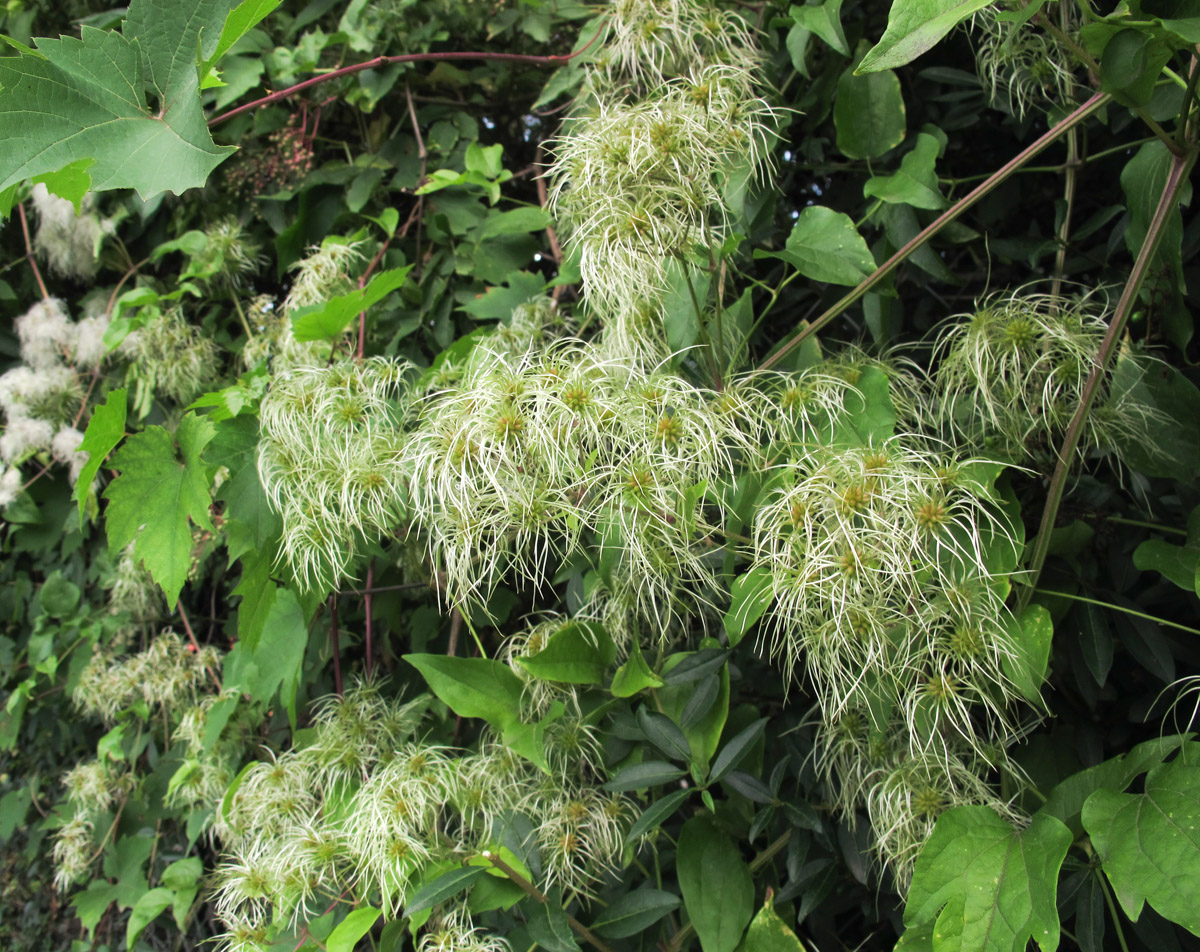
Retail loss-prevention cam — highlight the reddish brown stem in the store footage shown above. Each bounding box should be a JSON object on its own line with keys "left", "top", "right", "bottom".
{"left": 355, "top": 237, "right": 391, "bottom": 360}
{"left": 209, "top": 27, "right": 605, "bottom": 127}
{"left": 16, "top": 202, "right": 49, "bottom": 301}
{"left": 177, "top": 603, "right": 222, "bottom": 691}
{"left": 447, "top": 606, "right": 462, "bottom": 658}
{"left": 1019, "top": 144, "right": 1198, "bottom": 605}
{"left": 759, "top": 91, "right": 1111, "bottom": 371}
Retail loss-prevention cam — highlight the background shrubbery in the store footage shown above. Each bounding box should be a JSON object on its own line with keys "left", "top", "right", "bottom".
{"left": 2, "top": 2, "right": 1200, "bottom": 952}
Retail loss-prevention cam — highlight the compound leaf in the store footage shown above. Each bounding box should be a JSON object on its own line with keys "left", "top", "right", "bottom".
{"left": 904, "top": 807, "right": 1072, "bottom": 952}
{"left": 1082, "top": 751, "right": 1200, "bottom": 936}
{"left": 103, "top": 412, "right": 215, "bottom": 608}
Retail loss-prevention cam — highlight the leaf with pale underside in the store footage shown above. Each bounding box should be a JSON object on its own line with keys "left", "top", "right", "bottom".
{"left": 0, "top": 0, "right": 239, "bottom": 199}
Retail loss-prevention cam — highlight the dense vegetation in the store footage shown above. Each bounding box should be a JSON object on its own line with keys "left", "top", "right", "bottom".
{"left": 2, "top": 2, "right": 1200, "bottom": 952}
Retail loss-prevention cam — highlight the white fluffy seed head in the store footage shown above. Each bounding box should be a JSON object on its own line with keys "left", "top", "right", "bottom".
{"left": 0, "top": 415, "right": 54, "bottom": 464}
{"left": 31, "top": 184, "right": 110, "bottom": 281}
{"left": 0, "top": 466, "right": 22, "bottom": 507}
{"left": 16, "top": 298, "right": 76, "bottom": 370}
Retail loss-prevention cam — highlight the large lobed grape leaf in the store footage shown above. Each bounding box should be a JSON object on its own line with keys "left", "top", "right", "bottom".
{"left": 903, "top": 807, "right": 1072, "bottom": 952}
{"left": 1082, "top": 749, "right": 1200, "bottom": 936}
{"left": 103, "top": 413, "right": 215, "bottom": 609}
{"left": 0, "top": 0, "right": 241, "bottom": 199}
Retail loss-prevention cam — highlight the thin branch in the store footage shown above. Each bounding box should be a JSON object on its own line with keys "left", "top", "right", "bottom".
{"left": 1019, "top": 145, "right": 1198, "bottom": 604}
{"left": 16, "top": 202, "right": 49, "bottom": 301}
{"left": 177, "top": 602, "right": 222, "bottom": 691}
{"left": 209, "top": 28, "right": 605, "bottom": 127}
{"left": 447, "top": 606, "right": 463, "bottom": 658}
{"left": 1034, "top": 588, "right": 1200, "bottom": 637}
{"left": 1051, "top": 126, "right": 1079, "bottom": 298}
{"left": 355, "top": 235, "right": 391, "bottom": 360}
{"left": 758, "top": 92, "right": 1112, "bottom": 371}
{"left": 481, "top": 850, "right": 618, "bottom": 952}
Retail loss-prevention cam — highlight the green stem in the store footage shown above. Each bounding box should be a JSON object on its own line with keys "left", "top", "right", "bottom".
{"left": 1051, "top": 126, "right": 1079, "bottom": 299}
{"left": 1019, "top": 145, "right": 1198, "bottom": 606}
{"left": 1096, "top": 867, "right": 1132, "bottom": 952}
{"left": 940, "top": 136, "right": 1157, "bottom": 185}
{"left": 1034, "top": 589, "right": 1200, "bottom": 636}
{"left": 758, "top": 92, "right": 1111, "bottom": 371}
{"left": 1104, "top": 515, "right": 1187, "bottom": 536}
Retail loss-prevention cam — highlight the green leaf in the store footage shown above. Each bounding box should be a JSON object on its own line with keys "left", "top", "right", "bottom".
{"left": 603, "top": 761, "right": 687, "bottom": 792}
{"left": 790, "top": 1, "right": 849, "bottom": 57}
{"left": 610, "top": 644, "right": 665, "bottom": 697}
{"left": 0, "top": 1, "right": 239, "bottom": 199}
{"left": 743, "top": 893, "right": 809, "bottom": 952}
{"left": 638, "top": 707, "right": 692, "bottom": 762}
{"left": 1121, "top": 142, "right": 1192, "bottom": 347}
{"left": 72, "top": 880, "right": 119, "bottom": 936}
{"left": 526, "top": 889, "right": 581, "bottom": 952}
{"left": 326, "top": 907, "right": 382, "bottom": 952}
{"left": 126, "top": 887, "right": 173, "bottom": 949}
{"left": 1001, "top": 604, "right": 1053, "bottom": 704}
{"left": 626, "top": 788, "right": 691, "bottom": 844}
{"left": 404, "top": 867, "right": 485, "bottom": 917}
{"left": 461, "top": 271, "right": 547, "bottom": 321}
{"left": 863, "top": 132, "right": 947, "bottom": 209}
{"left": 677, "top": 816, "right": 754, "bottom": 952}
{"left": 1101, "top": 29, "right": 1173, "bottom": 107}
{"left": 290, "top": 266, "right": 413, "bottom": 341}
{"left": 658, "top": 651, "right": 730, "bottom": 773}
{"left": 757, "top": 206, "right": 876, "bottom": 285}
{"left": 202, "top": 0, "right": 283, "bottom": 73}
{"left": 708, "top": 718, "right": 768, "bottom": 784}
{"left": 38, "top": 571, "right": 80, "bottom": 617}
{"left": 1038, "top": 735, "right": 1192, "bottom": 838}
{"left": 903, "top": 807, "right": 1072, "bottom": 952}
{"left": 33, "top": 159, "right": 94, "bottom": 212}
{"left": 834, "top": 61, "right": 906, "bottom": 159}
{"left": 591, "top": 888, "right": 682, "bottom": 939}
{"left": 856, "top": 0, "right": 994, "bottom": 73}
{"left": 103, "top": 412, "right": 215, "bottom": 608}
{"left": 723, "top": 567, "right": 774, "bottom": 647}
{"left": 0, "top": 787, "right": 31, "bottom": 842}
{"left": 479, "top": 206, "right": 552, "bottom": 239}
{"left": 406, "top": 654, "right": 524, "bottom": 731}
{"left": 239, "top": 587, "right": 308, "bottom": 727}
{"left": 1082, "top": 750, "right": 1200, "bottom": 935}
{"left": 831, "top": 366, "right": 897, "bottom": 446}
{"left": 517, "top": 621, "right": 616, "bottom": 684}
{"left": 1133, "top": 537, "right": 1200, "bottom": 592}
{"left": 74, "top": 388, "right": 127, "bottom": 521}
